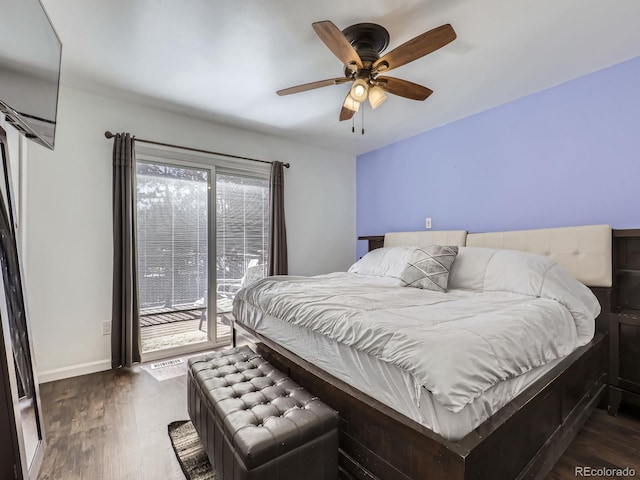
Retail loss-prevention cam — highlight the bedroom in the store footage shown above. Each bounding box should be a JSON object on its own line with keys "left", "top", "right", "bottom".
{"left": 0, "top": 0, "right": 639, "bottom": 479}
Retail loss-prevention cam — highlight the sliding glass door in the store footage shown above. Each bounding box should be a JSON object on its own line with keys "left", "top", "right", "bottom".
{"left": 136, "top": 161, "right": 214, "bottom": 356}
{"left": 135, "top": 158, "right": 270, "bottom": 357}
{"left": 215, "top": 171, "right": 270, "bottom": 342}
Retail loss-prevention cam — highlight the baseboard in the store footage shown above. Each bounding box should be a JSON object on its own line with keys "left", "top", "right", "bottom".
{"left": 38, "top": 359, "right": 111, "bottom": 384}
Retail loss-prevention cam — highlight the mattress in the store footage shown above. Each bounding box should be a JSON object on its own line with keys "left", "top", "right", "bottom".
{"left": 233, "top": 247, "right": 600, "bottom": 440}
{"left": 237, "top": 303, "right": 562, "bottom": 441}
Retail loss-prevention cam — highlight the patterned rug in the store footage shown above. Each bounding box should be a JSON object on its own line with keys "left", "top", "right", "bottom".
{"left": 168, "top": 421, "right": 217, "bottom": 480}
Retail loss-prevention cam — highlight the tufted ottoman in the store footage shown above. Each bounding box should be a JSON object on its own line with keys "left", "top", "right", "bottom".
{"left": 187, "top": 346, "right": 339, "bottom": 480}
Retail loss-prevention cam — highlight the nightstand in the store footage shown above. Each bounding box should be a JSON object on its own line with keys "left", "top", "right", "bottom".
{"left": 358, "top": 235, "right": 385, "bottom": 252}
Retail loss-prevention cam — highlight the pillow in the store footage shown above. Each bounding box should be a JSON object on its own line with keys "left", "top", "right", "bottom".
{"left": 449, "top": 246, "right": 557, "bottom": 293}
{"left": 399, "top": 245, "right": 459, "bottom": 291}
{"left": 348, "top": 246, "right": 417, "bottom": 278}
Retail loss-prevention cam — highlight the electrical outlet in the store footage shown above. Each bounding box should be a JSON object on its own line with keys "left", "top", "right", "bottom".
{"left": 425, "top": 217, "right": 432, "bottom": 229}
{"left": 102, "top": 321, "right": 111, "bottom": 336}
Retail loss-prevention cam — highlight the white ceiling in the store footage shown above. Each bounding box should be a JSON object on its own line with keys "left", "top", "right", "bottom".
{"left": 41, "top": 0, "right": 640, "bottom": 156}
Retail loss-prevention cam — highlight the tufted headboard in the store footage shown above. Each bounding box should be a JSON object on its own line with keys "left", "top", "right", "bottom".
{"left": 384, "top": 230, "right": 468, "bottom": 248}
{"left": 380, "top": 225, "right": 611, "bottom": 288}
{"left": 466, "top": 225, "right": 612, "bottom": 288}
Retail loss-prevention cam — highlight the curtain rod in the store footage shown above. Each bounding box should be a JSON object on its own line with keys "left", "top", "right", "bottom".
{"left": 104, "top": 131, "right": 290, "bottom": 168}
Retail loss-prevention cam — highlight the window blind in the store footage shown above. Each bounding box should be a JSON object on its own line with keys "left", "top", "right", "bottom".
{"left": 216, "top": 173, "right": 270, "bottom": 294}
{"left": 136, "top": 163, "right": 269, "bottom": 314}
{"left": 136, "top": 163, "right": 209, "bottom": 312}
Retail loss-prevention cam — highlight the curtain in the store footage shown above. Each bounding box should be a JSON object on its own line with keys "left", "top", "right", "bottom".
{"left": 268, "top": 161, "right": 288, "bottom": 275}
{"left": 111, "top": 133, "right": 141, "bottom": 368}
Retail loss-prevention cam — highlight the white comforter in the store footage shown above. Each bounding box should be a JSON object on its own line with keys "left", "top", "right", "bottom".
{"left": 233, "top": 247, "right": 600, "bottom": 413}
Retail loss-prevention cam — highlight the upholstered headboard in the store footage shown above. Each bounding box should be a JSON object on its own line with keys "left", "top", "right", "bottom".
{"left": 381, "top": 225, "right": 611, "bottom": 288}
{"left": 467, "top": 225, "right": 612, "bottom": 288}
{"left": 384, "top": 230, "right": 468, "bottom": 248}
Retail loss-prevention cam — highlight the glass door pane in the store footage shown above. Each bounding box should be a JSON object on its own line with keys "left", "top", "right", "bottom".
{"left": 216, "top": 172, "right": 269, "bottom": 343}
{"left": 136, "top": 162, "right": 211, "bottom": 353}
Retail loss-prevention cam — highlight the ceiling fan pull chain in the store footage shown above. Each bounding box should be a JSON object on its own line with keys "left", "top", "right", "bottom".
{"left": 352, "top": 111, "right": 355, "bottom": 133}
{"left": 362, "top": 104, "right": 365, "bottom": 135}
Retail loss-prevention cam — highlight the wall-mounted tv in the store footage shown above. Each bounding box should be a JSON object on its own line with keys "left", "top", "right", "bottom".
{"left": 0, "top": 0, "right": 62, "bottom": 150}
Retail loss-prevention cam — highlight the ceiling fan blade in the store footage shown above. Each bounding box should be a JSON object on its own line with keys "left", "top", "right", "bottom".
{"left": 373, "top": 24, "right": 456, "bottom": 73}
{"left": 312, "top": 21, "right": 363, "bottom": 69}
{"left": 378, "top": 77, "right": 433, "bottom": 101}
{"left": 339, "top": 106, "right": 356, "bottom": 121}
{"left": 277, "top": 77, "right": 349, "bottom": 96}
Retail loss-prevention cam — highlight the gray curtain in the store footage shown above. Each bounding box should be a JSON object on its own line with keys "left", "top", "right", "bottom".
{"left": 268, "top": 161, "right": 288, "bottom": 275}
{"left": 111, "top": 133, "right": 141, "bottom": 368}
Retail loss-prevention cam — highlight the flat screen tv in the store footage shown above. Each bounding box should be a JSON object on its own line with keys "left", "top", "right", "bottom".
{"left": 0, "top": 0, "right": 62, "bottom": 150}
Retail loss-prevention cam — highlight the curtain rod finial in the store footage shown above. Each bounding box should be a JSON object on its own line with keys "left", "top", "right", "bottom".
{"left": 284, "top": 163, "right": 290, "bottom": 168}
{"left": 104, "top": 131, "right": 114, "bottom": 139}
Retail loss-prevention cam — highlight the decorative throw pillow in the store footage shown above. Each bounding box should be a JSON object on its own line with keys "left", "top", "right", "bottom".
{"left": 400, "top": 245, "right": 459, "bottom": 292}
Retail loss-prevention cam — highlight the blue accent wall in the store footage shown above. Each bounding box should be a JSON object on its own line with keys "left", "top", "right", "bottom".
{"left": 356, "top": 56, "right": 640, "bottom": 258}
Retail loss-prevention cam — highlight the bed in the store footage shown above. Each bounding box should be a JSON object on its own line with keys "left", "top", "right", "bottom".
{"left": 232, "top": 225, "right": 611, "bottom": 480}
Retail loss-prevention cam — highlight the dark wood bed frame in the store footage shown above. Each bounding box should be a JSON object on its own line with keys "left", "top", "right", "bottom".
{"left": 235, "top": 287, "right": 610, "bottom": 480}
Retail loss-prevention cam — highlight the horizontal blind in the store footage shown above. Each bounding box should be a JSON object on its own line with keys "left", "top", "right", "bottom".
{"left": 216, "top": 173, "right": 269, "bottom": 295}
{"left": 136, "top": 162, "right": 209, "bottom": 312}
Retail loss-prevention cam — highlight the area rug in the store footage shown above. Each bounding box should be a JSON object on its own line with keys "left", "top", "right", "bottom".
{"left": 168, "top": 421, "right": 217, "bottom": 480}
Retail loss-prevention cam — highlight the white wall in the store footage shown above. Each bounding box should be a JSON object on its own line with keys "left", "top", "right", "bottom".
{"left": 26, "top": 86, "right": 356, "bottom": 382}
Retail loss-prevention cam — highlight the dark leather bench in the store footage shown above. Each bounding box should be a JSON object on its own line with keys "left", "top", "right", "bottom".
{"left": 187, "top": 346, "right": 339, "bottom": 480}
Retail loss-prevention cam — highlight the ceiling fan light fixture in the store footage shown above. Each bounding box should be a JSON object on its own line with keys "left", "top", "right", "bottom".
{"left": 349, "top": 78, "right": 369, "bottom": 102}
{"left": 343, "top": 96, "right": 360, "bottom": 112}
{"left": 368, "top": 86, "right": 387, "bottom": 109}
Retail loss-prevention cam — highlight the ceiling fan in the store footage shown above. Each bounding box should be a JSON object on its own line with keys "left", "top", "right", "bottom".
{"left": 277, "top": 20, "right": 457, "bottom": 122}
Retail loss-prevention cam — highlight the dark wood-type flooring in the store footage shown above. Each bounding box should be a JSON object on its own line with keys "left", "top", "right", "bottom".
{"left": 38, "top": 364, "right": 188, "bottom": 480}
{"left": 37, "top": 358, "right": 640, "bottom": 480}
{"left": 547, "top": 404, "right": 640, "bottom": 479}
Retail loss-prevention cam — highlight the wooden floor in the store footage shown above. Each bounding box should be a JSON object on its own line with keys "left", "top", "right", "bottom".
{"left": 38, "top": 362, "right": 189, "bottom": 480}
{"left": 547, "top": 404, "right": 640, "bottom": 479}
{"left": 37, "top": 362, "right": 640, "bottom": 480}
